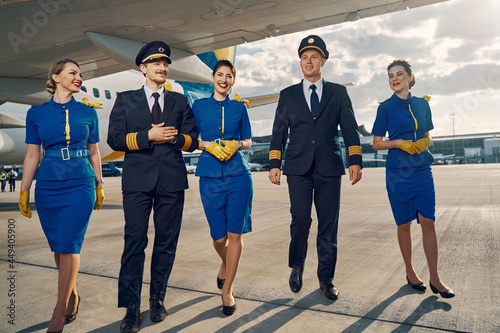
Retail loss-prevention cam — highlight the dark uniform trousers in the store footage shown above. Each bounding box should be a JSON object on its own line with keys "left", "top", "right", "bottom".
{"left": 118, "top": 184, "right": 185, "bottom": 307}
{"left": 287, "top": 160, "right": 341, "bottom": 282}
{"left": 269, "top": 81, "right": 362, "bottom": 283}
{"left": 107, "top": 88, "right": 198, "bottom": 308}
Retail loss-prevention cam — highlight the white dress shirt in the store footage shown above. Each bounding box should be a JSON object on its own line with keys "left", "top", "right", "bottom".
{"left": 143, "top": 85, "right": 165, "bottom": 113}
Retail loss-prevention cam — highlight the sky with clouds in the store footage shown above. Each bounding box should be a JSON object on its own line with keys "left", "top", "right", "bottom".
{"left": 231, "top": 0, "right": 500, "bottom": 137}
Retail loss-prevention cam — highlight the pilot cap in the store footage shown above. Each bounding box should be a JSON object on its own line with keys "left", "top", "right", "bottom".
{"left": 135, "top": 41, "right": 171, "bottom": 66}
{"left": 298, "top": 35, "right": 329, "bottom": 60}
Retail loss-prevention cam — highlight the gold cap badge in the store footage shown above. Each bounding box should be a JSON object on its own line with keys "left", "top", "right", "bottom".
{"left": 308, "top": 38, "right": 314, "bottom": 43}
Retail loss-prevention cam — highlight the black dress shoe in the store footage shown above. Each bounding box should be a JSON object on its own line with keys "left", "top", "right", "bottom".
{"left": 217, "top": 275, "right": 225, "bottom": 290}
{"left": 149, "top": 295, "right": 167, "bottom": 322}
{"left": 65, "top": 295, "right": 81, "bottom": 324}
{"left": 406, "top": 276, "right": 426, "bottom": 291}
{"left": 221, "top": 294, "right": 236, "bottom": 316}
{"left": 429, "top": 281, "right": 455, "bottom": 298}
{"left": 319, "top": 281, "right": 339, "bottom": 300}
{"left": 120, "top": 305, "right": 141, "bottom": 333}
{"left": 289, "top": 267, "right": 303, "bottom": 293}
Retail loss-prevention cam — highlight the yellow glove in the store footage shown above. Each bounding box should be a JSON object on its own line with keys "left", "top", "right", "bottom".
{"left": 220, "top": 140, "right": 239, "bottom": 161}
{"left": 94, "top": 186, "right": 105, "bottom": 210}
{"left": 19, "top": 190, "right": 32, "bottom": 218}
{"left": 395, "top": 140, "right": 418, "bottom": 154}
{"left": 205, "top": 141, "right": 229, "bottom": 161}
{"left": 414, "top": 137, "right": 431, "bottom": 154}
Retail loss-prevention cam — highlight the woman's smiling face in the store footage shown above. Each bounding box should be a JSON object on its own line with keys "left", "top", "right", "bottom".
{"left": 52, "top": 62, "right": 82, "bottom": 94}
{"left": 212, "top": 65, "right": 235, "bottom": 98}
{"left": 388, "top": 65, "right": 412, "bottom": 94}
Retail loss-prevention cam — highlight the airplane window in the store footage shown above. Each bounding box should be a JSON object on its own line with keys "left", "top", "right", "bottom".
{"left": 105, "top": 90, "right": 111, "bottom": 99}
{"left": 81, "top": 86, "right": 87, "bottom": 93}
{"left": 93, "top": 88, "right": 100, "bottom": 98}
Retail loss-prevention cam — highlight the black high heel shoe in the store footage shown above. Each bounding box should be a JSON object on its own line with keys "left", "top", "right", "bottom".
{"left": 429, "top": 281, "right": 455, "bottom": 298}
{"left": 221, "top": 294, "right": 236, "bottom": 316}
{"left": 217, "top": 275, "right": 225, "bottom": 290}
{"left": 65, "top": 295, "right": 81, "bottom": 324}
{"left": 406, "top": 276, "right": 426, "bottom": 291}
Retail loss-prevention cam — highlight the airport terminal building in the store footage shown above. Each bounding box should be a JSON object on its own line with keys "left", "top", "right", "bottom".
{"left": 184, "top": 130, "right": 500, "bottom": 170}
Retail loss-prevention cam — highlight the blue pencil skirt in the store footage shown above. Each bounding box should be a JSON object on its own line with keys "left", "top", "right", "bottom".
{"left": 386, "top": 166, "right": 436, "bottom": 225}
{"left": 35, "top": 177, "right": 95, "bottom": 253}
{"left": 199, "top": 172, "right": 253, "bottom": 240}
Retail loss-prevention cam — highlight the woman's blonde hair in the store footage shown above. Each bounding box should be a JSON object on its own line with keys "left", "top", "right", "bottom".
{"left": 388, "top": 59, "right": 416, "bottom": 89}
{"left": 46, "top": 59, "right": 80, "bottom": 94}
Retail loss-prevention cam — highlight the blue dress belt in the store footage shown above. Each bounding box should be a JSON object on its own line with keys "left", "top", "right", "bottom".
{"left": 43, "top": 148, "right": 90, "bottom": 160}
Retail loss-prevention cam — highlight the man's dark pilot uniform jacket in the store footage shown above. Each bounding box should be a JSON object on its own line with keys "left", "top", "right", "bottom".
{"left": 107, "top": 88, "right": 198, "bottom": 191}
{"left": 269, "top": 81, "right": 362, "bottom": 173}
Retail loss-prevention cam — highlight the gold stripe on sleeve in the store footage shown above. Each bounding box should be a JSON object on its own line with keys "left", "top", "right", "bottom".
{"left": 180, "top": 134, "right": 192, "bottom": 151}
{"left": 269, "top": 150, "right": 281, "bottom": 160}
{"left": 126, "top": 133, "right": 139, "bottom": 150}
{"left": 348, "top": 146, "right": 362, "bottom": 156}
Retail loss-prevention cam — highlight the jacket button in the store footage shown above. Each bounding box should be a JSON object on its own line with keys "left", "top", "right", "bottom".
{"left": 62, "top": 105, "right": 65, "bottom": 108}
{"left": 62, "top": 132, "right": 66, "bottom": 135}
{"left": 219, "top": 117, "right": 222, "bottom": 120}
{"left": 62, "top": 121, "right": 66, "bottom": 124}
{"left": 61, "top": 112, "right": 65, "bottom": 115}
{"left": 218, "top": 127, "right": 221, "bottom": 130}
{"left": 409, "top": 115, "right": 412, "bottom": 118}
{"left": 411, "top": 124, "right": 415, "bottom": 127}
{"left": 312, "top": 140, "right": 315, "bottom": 144}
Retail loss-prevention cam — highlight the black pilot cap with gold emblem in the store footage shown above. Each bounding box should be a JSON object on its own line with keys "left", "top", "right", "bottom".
{"left": 135, "top": 41, "right": 172, "bottom": 66}
{"left": 298, "top": 35, "right": 329, "bottom": 60}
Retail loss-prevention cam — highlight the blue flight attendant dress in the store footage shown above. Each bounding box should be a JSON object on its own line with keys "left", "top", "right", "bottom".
{"left": 25, "top": 97, "right": 99, "bottom": 253}
{"left": 371, "top": 93, "right": 435, "bottom": 225}
{"left": 192, "top": 95, "right": 253, "bottom": 240}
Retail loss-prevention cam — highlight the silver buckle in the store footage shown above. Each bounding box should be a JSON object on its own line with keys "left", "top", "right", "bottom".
{"left": 61, "top": 148, "right": 70, "bottom": 160}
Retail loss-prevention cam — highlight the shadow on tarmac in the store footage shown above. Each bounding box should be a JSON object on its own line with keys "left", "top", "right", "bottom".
{"left": 342, "top": 286, "right": 453, "bottom": 332}
{"left": 87, "top": 295, "right": 214, "bottom": 332}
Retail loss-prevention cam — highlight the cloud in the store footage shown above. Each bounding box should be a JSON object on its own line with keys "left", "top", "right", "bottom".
{"left": 235, "top": 0, "right": 500, "bottom": 137}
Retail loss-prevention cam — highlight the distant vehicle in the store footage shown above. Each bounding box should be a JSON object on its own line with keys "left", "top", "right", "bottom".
{"left": 186, "top": 165, "right": 197, "bottom": 174}
{"left": 102, "top": 162, "right": 121, "bottom": 177}
{"left": 248, "top": 163, "right": 263, "bottom": 172}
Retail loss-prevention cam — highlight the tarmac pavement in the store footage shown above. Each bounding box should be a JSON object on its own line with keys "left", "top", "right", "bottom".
{"left": 1, "top": 164, "right": 499, "bottom": 332}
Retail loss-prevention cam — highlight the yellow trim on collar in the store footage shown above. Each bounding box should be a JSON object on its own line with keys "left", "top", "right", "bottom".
{"left": 81, "top": 98, "right": 103, "bottom": 108}
{"left": 233, "top": 94, "right": 250, "bottom": 108}
{"left": 180, "top": 134, "right": 192, "bottom": 151}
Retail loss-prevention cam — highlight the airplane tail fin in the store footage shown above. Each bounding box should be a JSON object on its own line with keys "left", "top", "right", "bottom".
{"left": 197, "top": 46, "right": 236, "bottom": 70}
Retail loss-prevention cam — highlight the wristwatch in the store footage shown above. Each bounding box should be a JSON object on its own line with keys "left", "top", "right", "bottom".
{"left": 239, "top": 140, "right": 244, "bottom": 150}
{"left": 170, "top": 137, "right": 177, "bottom": 145}
{"left": 95, "top": 179, "right": 104, "bottom": 186}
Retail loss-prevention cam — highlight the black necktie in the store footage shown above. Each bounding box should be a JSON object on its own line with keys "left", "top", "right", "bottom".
{"left": 310, "top": 84, "right": 319, "bottom": 118}
{"left": 152, "top": 92, "right": 161, "bottom": 124}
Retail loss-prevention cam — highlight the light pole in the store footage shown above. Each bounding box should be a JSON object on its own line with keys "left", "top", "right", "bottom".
{"left": 451, "top": 113, "right": 456, "bottom": 164}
